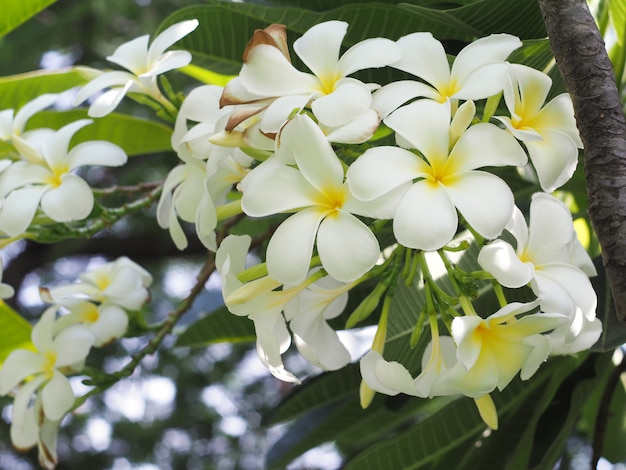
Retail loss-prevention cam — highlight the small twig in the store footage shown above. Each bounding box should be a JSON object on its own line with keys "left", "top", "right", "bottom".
{"left": 92, "top": 181, "right": 162, "bottom": 196}
{"left": 592, "top": 353, "right": 626, "bottom": 468}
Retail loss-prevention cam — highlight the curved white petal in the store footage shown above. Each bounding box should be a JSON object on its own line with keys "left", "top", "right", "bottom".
{"left": 526, "top": 130, "right": 578, "bottom": 192}
{"left": 44, "top": 119, "right": 93, "bottom": 170}
{"left": 0, "top": 350, "right": 45, "bottom": 394}
{"left": 344, "top": 181, "right": 410, "bottom": 220}
{"left": 317, "top": 211, "right": 379, "bottom": 282}
{"left": 180, "top": 85, "right": 223, "bottom": 123}
{"left": 535, "top": 94, "right": 582, "bottom": 146}
{"left": 536, "top": 264, "right": 597, "bottom": 319}
{"left": 0, "top": 186, "right": 46, "bottom": 236}
{"left": 394, "top": 33, "right": 450, "bottom": 91}
{"left": 41, "top": 174, "right": 94, "bottom": 222}
{"left": 53, "top": 324, "right": 94, "bottom": 367}
{"left": 88, "top": 81, "right": 134, "bottom": 118}
{"left": 347, "top": 145, "right": 422, "bottom": 201}
{"left": 385, "top": 99, "right": 450, "bottom": 160}
{"left": 446, "top": 171, "right": 514, "bottom": 239}
{"left": 393, "top": 181, "right": 458, "bottom": 251}
{"left": 360, "top": 351, "right": 418, "bottom": 396}
{"left": 144, "top": 50, "right": 192, "bottom": 77}
{"left": 241, "top": 159, "right": 317, "bottom": 216}
{"left": 14, "top": 94, "right": 59, "bottom": 134}
{"left": 90, "top": 304, "right": 129, "bottom": 346}
{"left": 508, "top": 64, "right": 552, "bottom": 117}
{"left": 312, "top": 78, "right": 372, "bottom": 128}
{"left": 260, "top": 94, "right": 310, "bottom": 135}
{"left": 324, "top": 107, "right": 381, "bottom": 144}
{"left": 9, "top": 376, "right": 45, "bottom": 449}
{"left": 526, "top": 193, "right": 576, "bottom": 261}
{"left": 107, "top": 35, "right": 150, "bottom": 72}
{"left": 450, "top": 122, "right": 527, "bottom": 172}
{"left": 196, "top": 193, "right": 218, "bottom": 251}
{"left": 451, "top": 34, "right": 521, "bottom": 84}
{"left": 453, "top": 62, "right": 510, "bottom": 101}
{"left": 69, "top": 141, "right": 127, "bottom": 169}
{"left": 147, "top": 19, "right": 199, "bottom": 65}
{"left": 41, "top": 371, "right": 74, "bottom": 421}
{"left": 372, "top": 81, "right": 438, "bottom": 119}
{"left": 478, "top": 240, "right": 534, "bottom": 288}
{"left": 294, "top": 21, "right": 346, "bottom": 79}
{"left": 240, "top": 45, "right": 319, "bottom": 96}
{"left": 266, "top": 208, "right": 325, "bottom": 284}
{"left": 73, "top": 71, "right": 135, "bottom": 106}
{"left": 338, "top": 37, "right": 401, "bottom": 76}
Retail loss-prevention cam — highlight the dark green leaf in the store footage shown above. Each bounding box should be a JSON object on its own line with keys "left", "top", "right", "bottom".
{"left": 175, "top": 306, "right": 256, "bottom": 347}
{"left": 0, "top": 0, "right": 59, "bottom": 38}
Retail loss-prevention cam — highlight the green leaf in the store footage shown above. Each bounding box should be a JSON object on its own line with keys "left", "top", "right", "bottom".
{"left": 609, "top": 0, "right": 626, "bottom": 46}
{"left": 179, "top": 65, "right": 237, "bottom": 86}
{"left": 0, "top": 300, "right": 33, "bottom": 365}
{"left": 0, "top": 67, "right": 94, "bottom": 110}
{"left": 175, "top": 306, "right": 256, "bottom": 347}
{"left": 0, "top": 0, "right": 59, "bottom": 38}
{"left": 26, "top": 110, "right": 173, "bottom": 157}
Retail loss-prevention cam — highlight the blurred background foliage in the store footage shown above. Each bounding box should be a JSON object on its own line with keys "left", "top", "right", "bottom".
{"left": 0, "top": 0, "right": 625, "bottom": 469}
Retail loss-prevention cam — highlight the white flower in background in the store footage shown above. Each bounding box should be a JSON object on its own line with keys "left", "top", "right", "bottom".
{"left": 216, "top": 234, "right": 298, "bottom": 383}
{"left": 0, "top": 307, "right": 94, "bottom": 451}
{"left": 40, "top": 256, "right": 152, "bottom": 311}
{"left": 241, "top": 114, "right": 403, "bottom": 284}
{"left": 495, "top": 64, "right": 583, "bottom": 192}
{"left": 73, "top": 19, "right": 199, "bottom": 117}
{"left": 157, "top": 85, "right": 252, "bottom": 251}
{"left": 0, "top": 119, "right": 127, "bottom": 237}
{"left": 477, "top": 193, "right": 601, "bottom": 354}
{"left": 372, "top": 33, "right": 521, "bottom": 118}
{"left": 224, "top": 21, "right": 400, "bottom": 141}
{"left": 284, "top": 271, "right": 354, "bottom": 371}
{"left": 347, "top": 99, "right": 527, "bottom": 251}
{"left": 0, "top": 93, "right": 59, "bottom": 164}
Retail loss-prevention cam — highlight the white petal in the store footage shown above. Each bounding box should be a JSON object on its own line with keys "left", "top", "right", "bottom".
{"left": 147, "top": 19, "right": 198, "bottom": 65}
{"left": 526, "top": 193, "right": 576, "bottom": 260}
{"left": 393, "top": 181, "right": 458, "bottom": 251}
{"left": 385, "top": 99, "right": 450, "bottom": 160}
{"left": 324, "top": 107, "right": 380, "bottom": 144}
{"left": 260, "top": 94, "right": 310, "bottom": 135}
{"left": 0, "top": 186, "right": 46, "bottom": 236}
{"left": 144, "top": 50, "right": 192, "bottom": 77}
{"left": 337, "top": 38, "right": 402, "bottom": 76}
{"left": 44, "top": 119, "right": 92, "bottom": 170}
{"left": 453, "top": 62, "right": 510, "bottom": 101}
{"left": 526, "top": 130, "right": 578, "bottom": 192}
{"left": 41, "top": 371, "right": 74, "bottom": 421}
{"left": 360, "top": 351, "right": 418, "bottom": 396}
{"left": 241, "top": 159, "right": 317, "bottom": 216}
{"left": 449, "top": 122, "right": 527, "bottom": 172}
{"left": 536, "top": 94, "right": 582, "bottom": 146}
{"left": 535, "top": 264, "right": 597, "bottom": 319}
{"left": 372, "top": 81, "right": 438, "bottom": 119}
{"left": 451, "top": 34, "right": 522, "bottom": 84}
{"left": 41, "top": 175, "right": 94, "bottom": 222}
{"left": 347, "top": 146, "right": 421, "bottom": 201}
{"left": 240, "top": 45, "right": 319, "bottom": 96}
{"left": 90, "top": 304, "right": 129, "bottom": 346}
{"left": 282, "top": 115, "right": 344, "bottom": 190}
{"left": 312, "top": 78, "right": 372, "bottom": 128}
{"left": 87, "top": 82, "right": 134, "bottom": 118}
{"left": 317, "top": 211, "right": 379, "bottom": 282}
{"left": 266, "top": 208, "right": 325, "bottom": 284}
{"left": 14, "top": 94, "right": 59, "bottom": 134}
{"left": 0, "top": 350, "right": 44, "bottom": 394}
{"left": 478, "top": 240, "right": 534, "bottom": 288}
{"left": 107, "top": 35, "right": 150, "bottom": 73}
{"left": 294, "top": 21, "right": 346, "bottom": 78}
{"left": 73, "top": 71, "right": 135, "bottom": 106}
{"left": 180, "top": 85, "right": 223, "bottom": 122}
{"left": 344, "top": 181, "right": 410, "bottom": 220}
{"left": 69, "top": 141, "right": 127, "bottom": 169}
{"left": 508, "top": 64, "right": 552, "bottom": 117}
{"left": 10, "top": 377, "right": 45, "bottom": 449}
{"left": 53, "top": 324, "right": 94, "bottom": 367}
{"left": 446, "top": 171, "right": 514, "bottom": 239}
{"left": 451, "top": 315, "right": 484, "bottom": 370}
{"left": 393, "top": 33, "right": 450, "bottom": 91}
{"left": 196, "top": 194, "right": 218, "bottom": 251}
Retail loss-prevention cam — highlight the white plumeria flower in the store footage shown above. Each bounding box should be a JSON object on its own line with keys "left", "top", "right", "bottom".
{"left": 54, "top": 301, "right": 130, "bottom": 347}
{"left": 241, "top": 114, "right": 404, "bottom": 284}
{"left": 216, "top": 234, "right": 299, "bottom": 383}
{"left": 157, "top": 85, "right": 252, "bottom": 251}
{"left": 0, "top": 93, "right": 59, "bottom": 164}
{"left": 284, "top": 271, "right": 354, "bottom": 371}
{"left": 495, "top": 64, "right": 583, "bottom": 192}
{"left": 0, "top": 119, "right": 127, "bottom": 237}
{"left": 0, "top": 307, "right": 94, "bottom": 449}
{"left": 73, "top": 19, "right": 199, "bottom": 117}
{"left": 40, "top": 256, "right": 152, "bottom": 311}
{"left": 227, "top": 20, "right": 400, "bottom": 140}
{"left": 347, "top": 99, "right": 527, "bottom": 251}
{"left": 477, "top": 193, "right": 601, "bottom": 354}
{"left": 372, "top": 33, "right": 521, "bottom": 118}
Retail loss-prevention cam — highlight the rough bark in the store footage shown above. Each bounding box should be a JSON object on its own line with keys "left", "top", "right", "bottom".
{"left": 538, "top": 0, "right": 626, "bottom": 321}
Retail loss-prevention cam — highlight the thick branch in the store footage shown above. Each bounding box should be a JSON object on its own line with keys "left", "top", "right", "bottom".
{"left": 538, "top": 0, "right": 626, "bottom": 320}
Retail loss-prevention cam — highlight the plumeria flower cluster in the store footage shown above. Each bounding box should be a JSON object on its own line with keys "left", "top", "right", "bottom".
{"left": 0, "top": 257, "right": 151, "bottom": 469}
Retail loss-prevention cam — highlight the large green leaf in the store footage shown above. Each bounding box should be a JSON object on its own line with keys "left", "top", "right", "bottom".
{"left": 0, "top": 67, "right": 93, "bottom": 110}
{"left": 610, "top": 0, "right": 626, "bottom": 46}
{"left": 25, "top": 110, "right": 173, "bottom": 157}
{"left": 175, "top": 306, "right": 256, "bottom": 347}
{"left": 0, "top": 301, "right": 33, "bottom": 365}
{"left": 0, "top": 0, "right": 58, "bottom": 38}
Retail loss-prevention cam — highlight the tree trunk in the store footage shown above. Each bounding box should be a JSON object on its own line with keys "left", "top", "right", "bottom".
{"left": 538, "top": 0, "right": 626, "bottom": 321}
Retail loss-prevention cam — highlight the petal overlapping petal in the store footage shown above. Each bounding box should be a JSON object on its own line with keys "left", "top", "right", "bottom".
{"left": 73, "top": 71, "right": 135, "bottom": 106}
{"left": 526, "top": 129, "right": 578, "bottom": 192}
{"left": 478, "top": 240, "right": 534, "bottom": 288}
{"left": 451, "top": 34, "right": 521, "bottom": 84}
{"left": 0, "top": 350, "right": 45, "bottom": 394}
{"left": 360, "top": 351, "right": 418, "bottom": 396}
{"left": 53, "top": 325, "right": 94, "bottom": 367}
{"left": 266, "top": 208, "right": 325, "bottom": 284}
{"left": 41, "top": 174, "right": 94, "bottom": 222}
{"left": 316, "top": 211, "right": 379, "bottom": 282}
{"left": 337, "top": 37, "right": 401, "bottom": 76}
{"left": 0, "top": 186, "right": 47, "bottom": 236}
{"left": 393, "top": 33, "right": 450, "bottom": 90}
{"left": 312, "top": 78, "right": 372, "bottom": 128}
{"left": 107, "top": 35, "right": 150, "bottom": 72}
{"left": 146, "top": 19, "right": 198, "bottom": 65}
{"left": 41, "top": 371, "right": 74, "bottom": 421}
{"left": 372, "top": 81, "right": 438, "bottom": 119}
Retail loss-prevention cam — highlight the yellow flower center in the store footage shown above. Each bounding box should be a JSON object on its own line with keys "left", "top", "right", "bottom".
{"left": 436, "top": 78, "right": 460, "bottom": 103}
{"left": 317, "top": 72, "right": 341, "bottom": 95}
{"left": 80, "top": 303, "right": 101, "bottom": 324}
{"left": 316, "top": 185, "right": 347, "bottom": 217}
{"left": 42, "top": 351, "right": 57, "bottom": 378}
{"left": 44, "top": 164, "right": 69, "bottom": 188}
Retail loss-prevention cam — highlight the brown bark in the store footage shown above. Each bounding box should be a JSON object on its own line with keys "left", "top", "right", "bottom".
{"left": 538, "top": 0, "right": 626, "bottom": 321}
